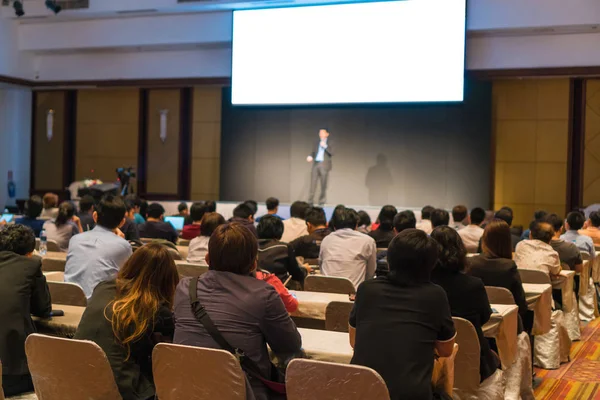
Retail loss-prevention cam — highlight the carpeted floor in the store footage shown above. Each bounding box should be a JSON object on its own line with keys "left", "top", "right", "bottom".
{"left": 535, "top": 318, "right": 600, "bottom": 399}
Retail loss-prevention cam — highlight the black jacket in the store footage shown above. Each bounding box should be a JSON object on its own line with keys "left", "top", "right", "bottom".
{"left": 257, "top": 239, "right": 305, "bottom": 284}
{"left": 290, "top": 228, "right": 332, "bottom": 260}
{"left": 0, "top": 252, "right": 52, "bottom": 376}
{"left": 310, "top": 139, "right": 334, "bottom": 171}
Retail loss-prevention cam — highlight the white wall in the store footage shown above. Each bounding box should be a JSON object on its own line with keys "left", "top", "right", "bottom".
{"left": 0, "top": 86, "right": 32, "bottom": 208}
{"left": 0, "top": 18, "right": 33, "bottom": 79}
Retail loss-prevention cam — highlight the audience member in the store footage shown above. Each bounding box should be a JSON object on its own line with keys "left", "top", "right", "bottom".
{"left": 430, "top": 226, "right": 498, "bottom": 382}
{"left": 42, "top": 201, "right": 82, "bottom": 251}
{"left": 64, "top": 195, "right": 132, "bottom": 298}
{"left": 580, "top": 211, "right": 600, "bottom": 245}
{"left": 494, "top": 208, "right": 521, "bottom": 250}
{"left": 0, "top": 225, "right": 51, "bottom": 397}
{"left": 255, "top": 269, "right": 299, "bottom": 313}
{"left": 139, "top": 200, "right": 149, "bottom": 222}
{"left": 139, "top": 203, "right": 178, "bottom": 244}
{"left": 40, "top": 192, "right": 59, "bottom": 219}
{"left": 468, "top": 220, "right": 531, "bottom": 333}
{"left": 561, "top": 211, "right": 596, "bottom": 258}
{"left": 368, "top": 205, "right": 397, "bottom": 248}
{"left": 349, "top": 229, "right": 455, "bottom": 399}
{"left": 230, "top": 202, "right": 259, "bottom": 238}
{"left": 244, "top": 200, "right": 258, "bottom": 219}
{"left": 75, "top": 244, "right": 178, "bottom": 400}
{"left": 181, "top": 202, "right": 206, "bottom": 240}
{"left": 546, "top": 213, "right": 583, "bottom": 272}
{"left": 458, "top": 207, "right": 485, "bottom": 253}
{"left": 15, "top": 195, "right": 45, "bottom": 237}
{"left": 120, "top": 200, "right": 141, "bottom": 243}
{"left": 356, "top": 210, "right": 372, "bottom": 234}
{"left": 257, "top": 215, "right": 306, "bottom": 285}
{"left": 416, "top": 205, "right": 434, "bottom": 234}
{"left": 451, "top": 205, "right": 468, "bottom": 230}
{"left": 174, "top": 202, "right": 192, "bottom": 225}
{"left": 204, "top": 200, "right": 217, "bottom": 213}
{"left": 187, "top": 212, "right": 225, "bottom": 265}
{"left": 173, "top": 223, "right": 302, "bottom": 400}
{"left": 290, "top": 207, "right": 331, "bottom": 260}
{"left": 514, "top": 221, "right": 561, "bottom": 276}
{"left": 281, "top": 201, "right": 310, "bottom": 243}
{"left": 320, "top": 207, "right": 376, "bottom": 289}
{"left": 256, "top": 197, "right": 281, "bottom": 222}
{"left": 393, "top": 210, "right": 417, "bottom": 234}
{"left": 520, "top": 210, "right": 548, "bottom": 241}
{"left": 125, "top": 195, "right": 145, "bottom": 224}
{"left": 78, "top": 195, "right": 96, "bottom": 232}
{"left": 430, "top": 208, "right": 450, "bottom": 228}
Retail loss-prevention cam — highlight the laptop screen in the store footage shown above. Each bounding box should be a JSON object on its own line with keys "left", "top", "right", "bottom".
{"left": 165, "top": 216, "right": 185, "bottom": 231}
{"left": 0, "top": 214, "right": 14, "bottom": 223}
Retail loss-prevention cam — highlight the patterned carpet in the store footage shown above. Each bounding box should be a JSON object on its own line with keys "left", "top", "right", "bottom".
{"left": 535, "top": 318, "right": 600, "bottom": 399}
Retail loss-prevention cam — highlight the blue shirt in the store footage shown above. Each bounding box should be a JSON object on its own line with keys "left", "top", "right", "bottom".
{"left": 64, "top": 225, "right": 132, "bottom": 298}
{"left": 315, "top": 139, "right": 328, "bottom": 162}
{"left": 134, "top": 213, "right": 145, "bottom": 225}
{"left": 560, "top": 230, "right": 596, "bottom": 258}
{"left": 15, "top": 217, "right": 45, "bottom": 237}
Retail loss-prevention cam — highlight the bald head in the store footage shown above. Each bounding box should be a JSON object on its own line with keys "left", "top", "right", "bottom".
{"left": 530, "top": 221, "right": 554, "bottom": 244}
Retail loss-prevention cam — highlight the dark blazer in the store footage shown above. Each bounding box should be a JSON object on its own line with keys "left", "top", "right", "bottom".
{"left": 368, "top": 228, "right": 396, "bottom": 249}
{"left": 431, "top": 267, "right": 499, "bottom": 381}
{"left": 0, "top": 252, "right": 52, "bottom": 376}
{"left": 75, "top": 280, "right": 174, "bottom": 400}
{"left": 468, "top": 254, "right": 531, "bottom": 333}
{"left": 311, "top": 139, "right": 334, "bottom": 171}
{"left": 258, "top": 239, "right": 305, "bottom": 283}
{"left": 290, "top": 227, "right": 332, "bottom": 260}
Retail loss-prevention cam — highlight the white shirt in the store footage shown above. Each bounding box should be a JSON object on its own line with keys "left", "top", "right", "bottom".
{"left": 187, "top": 235, "right": 210, "bottom": 265}
{"left": 416, "top": 219, "right": 433, "bottom": 235}
{"left": 319, "top": 228, "right": 377, "bottom": 289}
{"left": 514, "top": 239, "right": 561, "bottom": 276}
{"left": 281, "top": 218, "right": 308, "bottom": 243}
{"left": 458, "top": 224, "right": 484, "bottom": 253}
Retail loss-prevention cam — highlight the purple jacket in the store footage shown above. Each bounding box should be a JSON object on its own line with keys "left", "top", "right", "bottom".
{"left": 173, "top": 270, "right": 302, "bottom": 400}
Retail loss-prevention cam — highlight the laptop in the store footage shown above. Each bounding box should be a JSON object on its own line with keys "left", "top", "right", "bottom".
{"left": 165, "top": 216, "right": 185, "bottom": 231}
{"left": 0, "top": 214, "right": 14, "bottom": 223}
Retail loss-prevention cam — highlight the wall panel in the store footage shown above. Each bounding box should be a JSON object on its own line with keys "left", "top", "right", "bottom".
{"left": 583, "top": 80, "right": 600, "bottom": 206}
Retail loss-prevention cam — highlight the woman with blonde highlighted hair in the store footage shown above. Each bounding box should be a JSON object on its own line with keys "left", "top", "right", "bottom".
{"left": 75, "top": 243, "right": 179, "bottom": 400}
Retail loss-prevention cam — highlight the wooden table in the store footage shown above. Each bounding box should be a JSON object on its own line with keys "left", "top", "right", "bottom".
{"left": 482, "top": 304, "right": 518, "bottom": 368}
{"left": 290, "top": 290, "right": 351, "bottom": 320}
{"left": 523, "top": 283, "right": 553, "bottom": 336}
{"left": 32, "top": 304, "right": 85, "bottom": 338}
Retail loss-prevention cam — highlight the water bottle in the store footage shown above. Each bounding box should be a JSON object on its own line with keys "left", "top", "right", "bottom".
{"left": 39, "top": 230, "right": 47, "bottom": 256}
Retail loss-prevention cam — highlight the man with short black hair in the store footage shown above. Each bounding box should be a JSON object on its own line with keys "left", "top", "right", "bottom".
{"left": 15, "top": 195, "right": 45, "bottom": 236}
{"left": 561, "top": 211, "right": 596, "bottom": 257}
{"left": 515, "top": 221, "right": 561, "bottom": 276}
{"left": 451, "top": 205, "right": 468, "bottom": 230}
{"left": 139, "top": 203, "right": 179, "bottom": 244}
{"left": 580, "top": 211, "right": 600, "bottom": 245}
{"left": 393, "top": 210, "right": 417, "bottom": 234}
{"left": 256, "top": 197, "right": 282, "bottom": 222}
{"left": 458, "top": 207, "right": 486, "bottom": 253}
{"left": 64, "top": 195, "right": 132, "bottom": 298}
{"left": 320, "top": 207, "right": 376, "bottom": 288}
{"left": 230, "top": 203, "right": 258, "bottom": 238}
{"left": 125, "top": 194, "right": 145, "bottom": 224}
{"left": 281, "top": 201, "right": 310, "bottom": 243}
{"left": 78, "top": 195, "right": 96, "bottom": 232}
{"left": 546, "top": 213, "right": 583, "bottom": 272}
{"left": 416, "top": 205, "right": 434, "bottom": 234}
{"left": 173, "top": 202, "right": 192, "bottom": 226}
{"left": 120, "top": 199, "right": 141, "bottom": 242}
{"left": 430, "top": 209, "right": 449, "bottom": 228}
{"left": 290, "top": 207, "right": 331, "bottom": 260}
{"left": 181, "top": 202, "right": 207, "bottom": 240}
{"left": 0, "top": 225, "right": 52, "bottom": 397}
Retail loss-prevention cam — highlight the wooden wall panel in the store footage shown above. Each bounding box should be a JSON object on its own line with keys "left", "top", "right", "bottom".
{"left": 33, "top": 91, "right": 65, "bottom": 190}
{"left": 191, "top": 87, "right": 221, "bottom": 200}
{"left": 493, "top": 79, "right": 570, "bottom": 227}
{"left": 583, "top": 79, "right": 600, "bottom": 206}
{"left": 146, "top": 89, "right": 180, "bottom": 195}
{"left": 75, "top": 89, "right": 138, "bottom": 187}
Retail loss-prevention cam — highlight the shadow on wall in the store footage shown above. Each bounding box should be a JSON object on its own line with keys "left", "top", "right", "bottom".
{"left": 365, "top": 154, "right": 392, "bottom": 206}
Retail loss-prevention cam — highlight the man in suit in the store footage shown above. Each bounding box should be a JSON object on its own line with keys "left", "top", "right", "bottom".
{"left": 306, "top": 128, "right": 333, "bottom": 206}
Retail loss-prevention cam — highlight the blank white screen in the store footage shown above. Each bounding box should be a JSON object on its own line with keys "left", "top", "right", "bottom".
{"left": 231, "top": 0, "right": 466, "bottom": 105}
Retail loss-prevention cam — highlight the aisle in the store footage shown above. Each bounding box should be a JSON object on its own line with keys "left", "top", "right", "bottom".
{"left": 535, "top": 318, "right": 600, "bottom": 399}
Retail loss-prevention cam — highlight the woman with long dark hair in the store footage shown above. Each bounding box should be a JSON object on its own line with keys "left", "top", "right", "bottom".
{"left": 42, "top": 201, "right": 82, "bottom": 251}
{"left": 75, "top": 244, "right": 179, "bottom": 400}
{"left": 368, "top": 205, "right": 398, "bottom": 248}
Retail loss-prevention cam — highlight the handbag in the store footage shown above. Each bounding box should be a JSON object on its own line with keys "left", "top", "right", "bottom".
{"left": 188, "top": 277, "right": 287, "bottom": 395}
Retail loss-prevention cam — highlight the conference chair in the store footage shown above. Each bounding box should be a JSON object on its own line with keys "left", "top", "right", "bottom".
{"left": 178, "top": 239, "right": 190, "bottom": 246}
{"left": 485, "top": 286, "right": 515, "bottom": 305}
{"left": 25, "top": 334, "right": 123, "bottom": 400}
{"left": 44, "top": 271, "right": 64, "bottom": 282}
{"left": 452, "top": 317, "right": 504, "bottom": 400}
{"left": 153, "top": 344, "right": 246, "bottom": 400}
{"left": 304, "top": 275, "right": 356, "bottom": 295}
{"left": 41, "top": 256, "right": 66, "bottom": 272}
{"left": 47, "top": 281, "right": 87, "bottom": 307}
{"left": 325, "top": 301, "right": 354, "bottom": 333}
{"left": 46, "top": 239, "right": 61, "bottom": 253}
{"left": 175, "top": 261, "right": 209, "bottom": 278}
{"left": 578, "top": 253, "right": 597, "bottom": 321}
{"left": 286, "top": 359, "right": 390, "bottom": 400}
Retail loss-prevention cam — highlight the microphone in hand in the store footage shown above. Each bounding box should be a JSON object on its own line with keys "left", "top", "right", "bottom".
{"left": 306, "top": 156, "right": 314, "bottom": 162}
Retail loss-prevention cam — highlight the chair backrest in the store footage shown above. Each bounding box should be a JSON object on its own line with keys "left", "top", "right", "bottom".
{"left": 581, "top": 251, "right": 591, "bottom": 261}
{"left": 304, "top": 275, "right": 356, "bottom": 295}
{"left": 41, "top": 256, "right": 66, "bottom": 272}
{"left": 484, "top": 286, "right": 515, "bottom": 305}
{"left": 25, "top": 334, "right": 122, "bottom": 400}
{"left": 176, "top": 262, "right": 209, "bottom": 278}
{"left": 47, "top": 281, "right": 87, "bottom": 307}
{"left": 46, "top": 239, "right": 61, "bottom": 253}
{"left": 153, "top": 343, "right": 246, "bottom": 400}
{"left": 178, "top": 239, "right": 190, "bottom": 246}
{"left": 168, "top": 247, "right": 183, "bottom": 261}
{"left": 286, "top": 359, "right": 390, "bottom": 400}
{"left": 325, "top": 301, "right": 354, "bottom": 333}
{"left": 44, "top": 271, "right": 64, "bottom": 282}
{"left": 452, "top": 317, "right": 481, "bottom": 395}
{"left": 518, "top": 268, "right": 551, "bottom": 285}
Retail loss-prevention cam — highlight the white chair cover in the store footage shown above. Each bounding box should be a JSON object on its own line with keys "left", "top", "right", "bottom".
{"left": 579, "top": 277, "right": 596, "bottom": 322}
{"left": 503, "top": 332, "right": 535, "bottom": 400}
{"left": 533, "top": 310, "right": 571, "bottom": 369}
